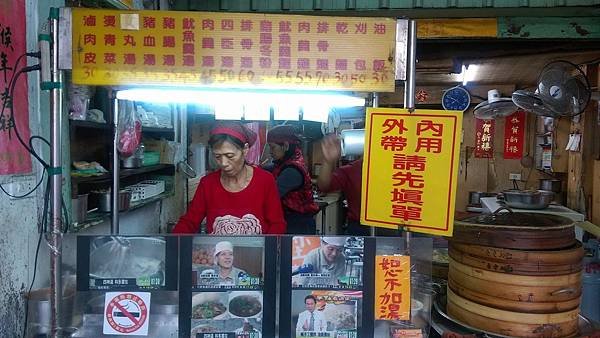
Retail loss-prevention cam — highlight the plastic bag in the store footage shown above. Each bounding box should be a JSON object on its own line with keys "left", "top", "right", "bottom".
{"left": 68, "top": 84, "right": 94, "bottom": 120}
{"left": 117, "top": 100, "right": 142, "bottom": 157}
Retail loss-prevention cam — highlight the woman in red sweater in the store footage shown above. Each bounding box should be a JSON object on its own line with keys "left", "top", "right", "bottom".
{"left": 265, "top": 125, "right": 319, "bottom": 234}
{"left": 172, "top": 122, "right": 286, "bottom": 235}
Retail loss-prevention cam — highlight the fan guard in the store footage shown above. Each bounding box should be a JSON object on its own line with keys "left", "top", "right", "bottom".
{"left": 473, "top": 89, "right": 517, "bottom": 120}
{"left": 536, "top": 61, "right": 591, "bottom": 116}
{"left": 512, "top": 90, "right": 556, "bottom": 117}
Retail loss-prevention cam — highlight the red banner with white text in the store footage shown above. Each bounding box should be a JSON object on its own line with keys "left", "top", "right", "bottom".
{"left": 0, "top": 0, "right": 32, "bottom": 175}
{"left": 474, "top": 118, "right": 494, "bottom": 158}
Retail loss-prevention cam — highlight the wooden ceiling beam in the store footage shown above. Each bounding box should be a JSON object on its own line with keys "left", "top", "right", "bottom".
{"left": 380, "top": 84, "right": 516, "bottom": 106}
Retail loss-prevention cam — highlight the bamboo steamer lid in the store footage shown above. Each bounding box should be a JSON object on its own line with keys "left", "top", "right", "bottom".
{"left": 447, "top": 288, "right": 579, "bottom": 337}
{"left": 448, "top": 277, "right": 581, "bottom": 313}
{"left": 453, "top": 212, "right": 575, "bottom": 250}
{"left": 449, "top": 242, "right": 583, "bottom": 276}
{"left": 449, "top": 242, "right": 584, "bottom": 266}
{"left": 448, "top": 257, "right": 581, "bottom": 303}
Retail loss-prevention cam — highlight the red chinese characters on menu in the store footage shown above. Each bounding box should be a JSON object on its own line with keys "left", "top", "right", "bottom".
{"left": 503, "top": 110, "right": 525, "bottom": 159}
{"left": 378, "top": 257, "right": 404, "bottom": 319}
{"left": 475, "top": 118, "right": 494, "bottom": 158}
{"left": 73, "top": 9, "right": 395, "bottom": 90}
{"left": 379, "top": 118, "right": 444, "bottom": 222}
{"left": 375, "top": 255, "right": 410, "bottom": 320}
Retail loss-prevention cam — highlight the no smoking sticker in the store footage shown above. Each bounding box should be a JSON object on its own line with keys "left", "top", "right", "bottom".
{"left": 103, "top": 292, "right": 151, "bottom": 335}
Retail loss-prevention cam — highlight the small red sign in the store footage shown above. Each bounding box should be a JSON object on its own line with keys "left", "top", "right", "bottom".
{"left": 503, "top": 110, "right": 525, "bottom": 159}
{"left": 415, "top": 89, "right": 429, "bottom": 103}
{"left": 474, "top": 118, "right": 494, "bottom": 158}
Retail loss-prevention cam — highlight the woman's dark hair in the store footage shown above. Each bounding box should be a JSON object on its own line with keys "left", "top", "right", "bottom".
{"left": 304, "top": 295, "right": 317, "bottom": 304}
{"left": 280, "top": 143, "right": 298, "bottom": 161}
{"left": 208, "top": 133, "right": 246, "bottom": 150}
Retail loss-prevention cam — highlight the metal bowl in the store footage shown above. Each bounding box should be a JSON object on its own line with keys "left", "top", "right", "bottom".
{"left": 500, "top": 190, "right": 553, "bottom": 209}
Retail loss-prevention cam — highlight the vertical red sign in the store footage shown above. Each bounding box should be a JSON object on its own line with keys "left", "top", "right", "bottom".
{"left": 474, "top": 118, "right": 494, "bottom": 158}
{"left": 503, "top": 110, "right": 525, "bottom": 159}
{"left": 0, "top": 0, "right": 32, "bottom": 175}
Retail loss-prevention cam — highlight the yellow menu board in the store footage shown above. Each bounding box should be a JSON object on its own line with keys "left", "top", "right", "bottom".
{"left": 71, "top": 8, "right": 396, "bottom": 91}
{"left": 361, "top": 108, "right": 463, "bottom": 237}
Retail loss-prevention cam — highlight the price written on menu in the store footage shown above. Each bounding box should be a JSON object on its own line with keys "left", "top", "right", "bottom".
{"left": 71, "top": 9, "right": 396, "bottom": 92}
{"left": 361, "top": 108, "right": 462, "bottom": 237}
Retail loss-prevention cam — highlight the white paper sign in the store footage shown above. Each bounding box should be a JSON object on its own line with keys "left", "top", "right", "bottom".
{"left": 103, "top": 292, "right": 151, "bottom": 335}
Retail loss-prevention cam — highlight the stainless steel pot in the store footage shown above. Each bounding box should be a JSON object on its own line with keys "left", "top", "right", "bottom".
{"left": 500, "top": 190, "right": 553, "bottom": 209}
{"left": 71, "top": 194, "right": 88, "bottom": 224}
{"left": 121, "top": 143, "right": 144, "bottom": 168}
{"left": 120, "top": 156, "right": 143, "bottom": 168}
{"left": 539, "top": 179, "right": 562, "bottom": 193}
{"left": 93, "top": 190, "right": 131, "bottom": 212}
{"left": 468, "top": 191, "right": 496, "bottom": 205}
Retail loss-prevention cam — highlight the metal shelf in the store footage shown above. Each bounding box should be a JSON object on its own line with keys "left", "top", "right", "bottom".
{"left": 70, "top": 190, "right": 175, "bottom": 232}
{"left": 72, "top": 164, "right": 174, "bottom": 185}
{"left": 142, "top": 126, "right": 174, "bottom": 134}
{"left": 69, "top": 119, "right": 110, "bottom": 130}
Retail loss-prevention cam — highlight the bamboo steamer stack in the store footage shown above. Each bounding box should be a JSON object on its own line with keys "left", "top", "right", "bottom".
{"left": 448, "top": 212, "right": 584, "bottom": 338}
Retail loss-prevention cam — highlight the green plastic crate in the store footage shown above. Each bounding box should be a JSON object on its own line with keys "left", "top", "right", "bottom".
{"left": 143, "top": 151, "right": 160, "bottom": 166}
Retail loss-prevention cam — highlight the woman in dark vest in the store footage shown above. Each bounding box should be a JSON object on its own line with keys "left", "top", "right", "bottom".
{"left": 266, "top": 125, "right": 319, "bottom": 234}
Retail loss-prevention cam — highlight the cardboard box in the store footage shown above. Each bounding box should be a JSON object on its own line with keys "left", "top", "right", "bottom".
{"left": 144, "top": 138, "right": 181, "bottom": 165}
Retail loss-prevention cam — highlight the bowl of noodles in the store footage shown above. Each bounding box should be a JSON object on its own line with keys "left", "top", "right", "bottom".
{"left": 191, "top": 292, "right": 228, "bottom": 320}
{"left": 228, "top": 291, "right": 262, "bottom": 318}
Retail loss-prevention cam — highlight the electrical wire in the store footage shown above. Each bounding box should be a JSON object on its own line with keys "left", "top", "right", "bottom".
{"left": 0, "top": 53, "right": 69, "bottom": 336}
{"left": 0, "top": 169, "right": 46, "bottom": 198}
{"left": 0, "top": 54, "right": 49, "bottom": 199}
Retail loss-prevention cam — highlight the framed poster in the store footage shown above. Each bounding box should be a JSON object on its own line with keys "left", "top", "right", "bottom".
{"left": 76, "top": 235, "right": 179, "bottom": 291}
{"left": 291, "top": 289, "right": 362, "bottom": 338}
{"left": 191, "top": 290, "right": 263, "bottom": 337}
{"left": 180, "top": 236, "right": 277, "bottom": 338}
{"left": 281, "top": 236, "right": 375, "bottom": 338}
{"left": 291, "top": 236, "right": 364, "bottom": 289}
{"left": 191, "top": 237, "right": 264, "bottom": 290}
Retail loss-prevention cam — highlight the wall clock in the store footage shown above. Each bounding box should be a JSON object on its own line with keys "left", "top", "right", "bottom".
{"left": 442, "top": 86, "right": 471, "bottom": 112}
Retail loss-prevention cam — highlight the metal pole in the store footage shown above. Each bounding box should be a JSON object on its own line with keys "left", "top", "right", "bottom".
{"left": 404, "top": 19, "right": 417, "bottom": 112}
{"left": 403, "top": 19, "right": 417, "bottom": 254}
{"left": 370, "top": 92, "right": 379, "bottom": 237}
{"left": 111, "top": 97, "right": 120, "bottom": 234}
{"left": 49, "top": 7, "right": 63, "bottom": 338}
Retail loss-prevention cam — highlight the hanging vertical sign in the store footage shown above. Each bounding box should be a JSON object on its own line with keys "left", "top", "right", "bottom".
{"left": 374, "top": 255, "right": 410, "bottom": 320}
{"left": 503, "top": 110, "right": 525, "bottom": 159}
{"left": 361, "top": 108, "right": 463, "bottom": 236}
{"left": 474, "top": 118, "right": 494, "bottom": 158}
{"left": 0, "top": 0, "right": 32, "bottom": 175}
